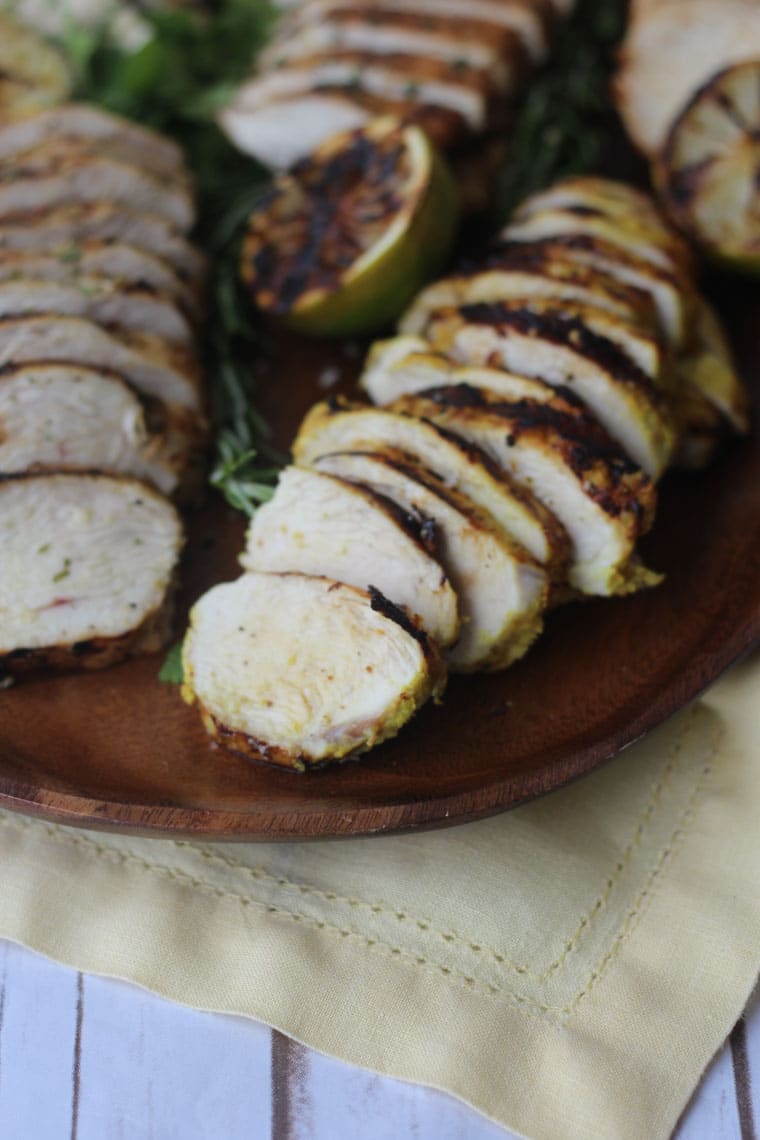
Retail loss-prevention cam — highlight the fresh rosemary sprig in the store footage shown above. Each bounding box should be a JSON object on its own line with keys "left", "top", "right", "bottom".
{"left": 496, "top": 0, "right": 629, "bottom": 223}
{"left": 65, "top": 1, "right": 282, "bottom": 515}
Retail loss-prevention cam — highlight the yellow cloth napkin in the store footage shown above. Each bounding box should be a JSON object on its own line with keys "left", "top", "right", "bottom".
{"left": 1, "top": 653, "right": 759, "bottom": 1140}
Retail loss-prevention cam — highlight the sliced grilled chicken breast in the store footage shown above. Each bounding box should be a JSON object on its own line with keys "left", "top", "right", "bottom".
{"left": 391, "top": 386, "right": 659, "bottom": 596}
{"left": 403, "top": 287, "right": 665, "bottom": 381}
{"left": 0, "top": 144, "right": 195, "bottom": 232}
{"left": 181, "top": 571, "right": 446, "bottom": 770}
{"left": 0, "top": 364, "right": 204, "bottom": 497}
{"left": 0, "top": 472, "right": 183, "bottom": 676}
{"left": 0, "top": 203, "right": 206, "bottom": 285}
{"left": 486, "top": 236, "right": 690, "bottom": 349}
{"left": 400, "top": 264, "right": 658, "bottom": 336}
{"left": 220, "top": 94, "right": 372, "bottom": 168}
{"left": 0, "top": 244, "right": 202, "bottom": 322}
{"left": 242, "top": 465, "right": 460, "bottom": 647}
{"left": 424, "top": 302, "right": 677, "bottom": 477}
{"left": 362, "top": 336, "right": 562, "bottom": 405}
{"left": 282, "top": 0, "right": 554, "bottom": 63}
{"left": 0, "top": 277, "right": 194, "bottom": 345}
{"left": 228, "top": 56, "right": 489, "bottom": 132}
{"left": 261, "top": 11, "right": 525, "bottom": 90}
{"left": 314, "top": 448, "right": 548, "bottom": 670}
{"left": 0, "top": 316, "right": 203, "bottom": 412}
{"left": 292, "top": 399, "right": 569, "bottom": 575}
{"left": 501, "top": 211, "right": 685, "bottom": 276}
{"left": 0, "top": 103, "right": 186, "bottom": 178}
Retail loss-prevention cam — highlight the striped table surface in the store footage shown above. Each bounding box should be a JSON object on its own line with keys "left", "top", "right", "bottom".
{"left": 0, "top": 940, "right": 756, "bottom": 1139}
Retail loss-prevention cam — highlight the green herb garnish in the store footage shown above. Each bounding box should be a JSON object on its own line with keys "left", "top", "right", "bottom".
{"left": 66, "top": 2, "right": 283, "bottom": 515}
{"left": 496, "top": 0, "right": 629, "bottom": 223}
{"left": 158, "top": 641, "right": 184, "bottom": 685}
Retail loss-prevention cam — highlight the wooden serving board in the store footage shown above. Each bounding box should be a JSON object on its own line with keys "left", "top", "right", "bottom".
{"left": 0, "top": 282, "right": 758, "bottom": 841}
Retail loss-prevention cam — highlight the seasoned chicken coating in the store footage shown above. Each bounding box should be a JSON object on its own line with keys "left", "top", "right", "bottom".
{"left": 391, "top": 385, "right": 660, "bottom": 596}
{"left": 292, "top": 398, "right": 569, "bottom": 575}
{"left": 181, "top": 571, "right": 446, "bottom": 770}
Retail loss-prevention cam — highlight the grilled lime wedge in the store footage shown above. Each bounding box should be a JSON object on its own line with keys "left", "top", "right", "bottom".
{"left": 240, "top": 117, "right": 459, "bottom": 337}
{"left": 0, "top": 13, "right": 71, "bottom": 120}
{"left": 657, "top": 61, "right": 760, "bottom": 273}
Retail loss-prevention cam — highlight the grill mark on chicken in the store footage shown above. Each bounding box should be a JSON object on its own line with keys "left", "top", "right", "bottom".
{"left": 460, "top": 301, "right": 665, "bottom": 403}
{"left": 368, "top": 584, "right": 432, "bottom": 649}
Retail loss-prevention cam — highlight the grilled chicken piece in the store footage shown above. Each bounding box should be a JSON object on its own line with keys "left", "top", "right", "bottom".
{"left": 391, "top": 386, "right": 659, "bottom": 596}
{"left": 400, "top": 262, "right": 658, "bottom": 336}
{"left": 0, "top": 143, "right": 195, "bottom": 232}
{"left": 314, "top": 448, "right": 548, "bottom": 669}
{"left": 0, "top": 244, "right": 203, "bottom": 322}
{"left": 402, "top": 286, "right": 665, "bottom": 381}
{"left": 0, "top": 104, "right": 186, "bottom": 179}
{"left": 0, "top": 316, "right": 203, "bottom": 412}
{"left": 361, "top": 336, "right": 559, "bottom": 405}
{"left": 292, "top": 399, "right": 569, "bottom": 575}
{"left": 0, "top": 277, "right": 194, "bottom": 346}
{"left": 669, "top": 380, "right": 727, "bottom": 470}
{"left": 281, "top": 0, "right": 555, "bottom": 63}
{"left": 423, "top": 302, "right": 677, "bottom": 477}
{"left": 486, "top": 236, "right": 691, "bottom": 349}
{"left": 0, "top": 472, "right": 183, "bottom": 677}
{"left": 0, "top": 203, "right": 206, "bottom": 286}
{"left": 0, "top": 364, "right": 204, "bottom": 498}
{"left": 220, "top": 94, "right": 371, "bottom": 169}
{"left": 181, "top": 571, "right": 446, "bottom": 770}
{"left": 242, "top": 465, "right": 460, "bottom": 647}
{"left": 501, "top": 210, "right": 686, "bottom": 276}
{"left": 226, "top": 55, "right": 490, "bottom": 132}
{"left": 614, "top": 0, "right": 760, "bottom": 156}
{"left": 261, "top": 10, "right": 526, "bottom": 90}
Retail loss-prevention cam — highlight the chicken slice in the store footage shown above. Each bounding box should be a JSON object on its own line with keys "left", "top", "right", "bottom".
{"left": 227, "top": 55, "right": 489, "bottom": 131}
{"left": 391, "top": 386, "right": 659, "bottom": 596}
{"left": 314, "top": 447, "right": 548, "bottom": 670}
{"left": 280, "top": 0, "right": 554, "bottom": 62}
{"left": 361, "top": 336, "right": 561, "bottom": 405}
{"left": 242, "top": 465, "right": 460, "bottom": 647}
{"left": 423, "top": 302, "right": 677, "bottom": 477}
{"left": 0, "top": 277, "right": 194, "bottom": 346}
{"left": 0, "top": 244, "right": 202, "bottom": 322}
{"left": 261, "top": 11, "right": 525, "bottom": 90}
{"left": 0, "top": 143, "right": 195, "bottom": 232}
{"left": 0, "top": 203, "right": 206, "bottom": 285}
{"left": 501, "top": 210, "right": 685, "bottom": 276}
{"left": 292, "top": 399, "right": 569, "bottom": 575}
{"left": 0, "top": 315, "right": 203, "bottom": 412}
{"left": 0, "top": 103, "right": 186, "bottom": 179}
{"left": 401, "top": 283, "right": 665, "bottom": 380}
{"left": 485, "top": 235, "right": 690, "bottom": 349}
{"left": 220, "top": 94, "right": 371, "bottom": 168}
{"left": 0, "top": 472, "right": 183, "bottom": 677}
{"left": 181, "top": 571, "right": 446, "bottom": 770}
{"left": 0, "top": 363, "right": 205, "bottom": 498}
{"left": 400, "top": 263, "right": 658, "bottom": 336}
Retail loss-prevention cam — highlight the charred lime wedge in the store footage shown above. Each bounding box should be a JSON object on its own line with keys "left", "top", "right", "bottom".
{"left": 240, "top": 118, "right": 459, "bottom": 336}
{"left": 657, "top": 61, "right": 760, "bottom": 273}
{"left": 0, "top": 14, "right": 71, "bottom": 120}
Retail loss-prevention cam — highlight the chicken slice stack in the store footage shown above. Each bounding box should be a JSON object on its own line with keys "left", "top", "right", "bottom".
{"left": 0, "top": 102, "right": 208, "bottom": 681}
{"left": 184, "top": 175, "right": 749, "bottom": 771}
{"left": 219, "top": 0, "right": 576, "bottom": 199}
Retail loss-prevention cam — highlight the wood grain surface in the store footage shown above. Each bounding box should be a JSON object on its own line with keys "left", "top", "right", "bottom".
{"left": 0, "top": 285, "right": 758, "bottom": 841}
{"left": 0, "top": 939, "right": 755, "bottom": 1139}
